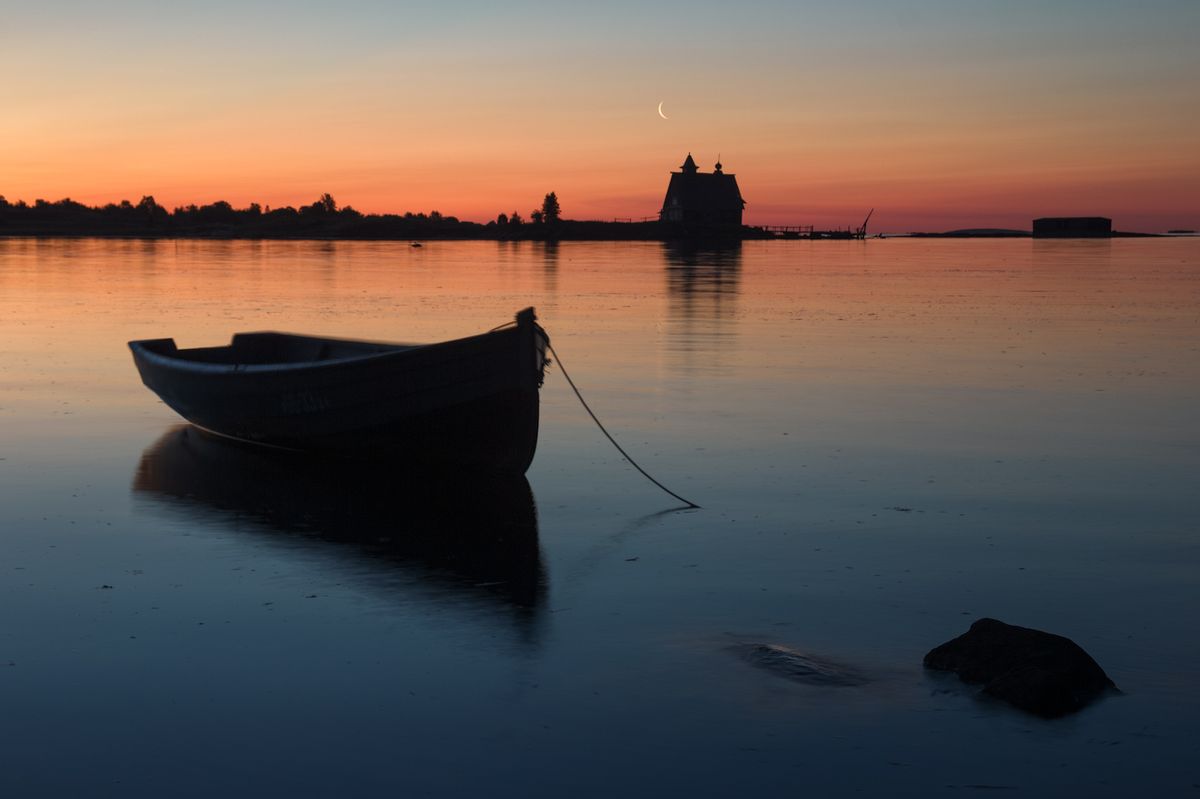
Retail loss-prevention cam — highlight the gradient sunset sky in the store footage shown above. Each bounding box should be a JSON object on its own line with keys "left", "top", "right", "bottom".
{"left": 4, "top": 0, "right": 1198, "bottom": 231}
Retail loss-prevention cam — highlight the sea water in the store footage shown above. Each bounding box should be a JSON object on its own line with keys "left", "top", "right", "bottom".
{"left": 1, "top": 238, "right": 1197, "bottom": 796}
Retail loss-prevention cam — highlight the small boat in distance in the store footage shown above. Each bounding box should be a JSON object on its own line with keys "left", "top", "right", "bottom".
{"left": 129, "top": 308, "right": 549, "bottom": 474}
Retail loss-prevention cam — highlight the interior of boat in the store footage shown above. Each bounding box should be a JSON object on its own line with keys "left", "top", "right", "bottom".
{"left": 145, "top": 332, "right": 416, "bottom": 365}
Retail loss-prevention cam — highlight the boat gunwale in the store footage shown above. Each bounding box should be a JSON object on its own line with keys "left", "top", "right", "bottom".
{"left": 129, "top": 324, "right": 532, "bottom": 377}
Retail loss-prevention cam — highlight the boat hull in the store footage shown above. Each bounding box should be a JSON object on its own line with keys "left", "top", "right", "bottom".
{"left": 130, "top": 310, "right": 548, "bottom": 474}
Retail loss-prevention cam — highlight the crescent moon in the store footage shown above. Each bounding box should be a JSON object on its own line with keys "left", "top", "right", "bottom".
{"left": 657, "top": 101, "right": 669, "bottom": 120}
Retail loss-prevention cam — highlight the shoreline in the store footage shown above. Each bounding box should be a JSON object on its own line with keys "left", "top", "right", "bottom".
{"left": 0, "top": 227, "right": 1175, "bottom": 242}
{"left": 0, "top": 232, "right": 1172, "bottom": 241}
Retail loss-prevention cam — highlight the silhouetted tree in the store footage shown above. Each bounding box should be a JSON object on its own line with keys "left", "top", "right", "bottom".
{"left": 509, "top": 211, "right": 523, "bottom": 226}
{"left": 266, "top": 205, "right": 299, "bottom": 220}
{"left": 136, "top": 195, "right": 169, "bottom": 225}
{"left": 496, "top": 212, "right": 508, "bottom": 226}
{"left": 300, "top": 194, "right": 337, "bottom": 216}
{"left": 530, "top": 209, "right": 544, "bottom": 224}
{"left": 196, "top": 200, "right": 236, "bottom": 224}
{"left": 541, "top": 192, "right": 561, "bottom": 224}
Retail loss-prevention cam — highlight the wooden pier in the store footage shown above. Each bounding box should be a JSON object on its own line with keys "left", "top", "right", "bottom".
{"left": 758, "top": 225, "right": 815, "bottom": 238}
{"left": 755, "top": 210, "right": 874, "bottom": 240}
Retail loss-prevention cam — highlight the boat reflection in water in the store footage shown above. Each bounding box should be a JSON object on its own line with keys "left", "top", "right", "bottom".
{"left": 133, "top": 425, "right": 546, "bottom": 640}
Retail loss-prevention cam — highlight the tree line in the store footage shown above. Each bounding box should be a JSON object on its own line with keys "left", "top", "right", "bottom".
{"left": 494, "top": 192, "right": 561, "bottom": 228}
{"left": 0, "top": 190, "right": 635, "bottom": 241}
{"left": 0, "top": 193, "right": 484, "bottom": 238}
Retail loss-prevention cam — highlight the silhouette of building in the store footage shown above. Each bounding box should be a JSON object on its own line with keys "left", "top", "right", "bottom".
{"left": 660, "top": 154, "right": 745, "bottom": 231}
{"left": 1033, "top": 217, "right": 1112, "bottom": 238}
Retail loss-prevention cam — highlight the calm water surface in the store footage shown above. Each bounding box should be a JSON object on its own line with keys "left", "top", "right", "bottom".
{"left": 1, "top": 238, "right": 1197, "bottom": 796}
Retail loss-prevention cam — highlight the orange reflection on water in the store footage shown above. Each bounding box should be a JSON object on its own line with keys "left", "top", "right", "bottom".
{"left": 1, "top": 237, "right": 1197, "bottom": 452}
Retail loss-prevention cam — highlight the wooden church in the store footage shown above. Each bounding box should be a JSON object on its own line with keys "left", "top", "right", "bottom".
{"left": 659, "top": 153, "right": 745, "bottom": 231}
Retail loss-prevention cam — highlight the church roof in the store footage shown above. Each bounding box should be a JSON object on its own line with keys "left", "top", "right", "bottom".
{"left": 662, "top": 163, "right": 745, "bottom": 213}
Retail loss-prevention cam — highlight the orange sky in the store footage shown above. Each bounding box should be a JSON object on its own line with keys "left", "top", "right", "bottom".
{"left": 3, "top": 1, "right": 1198, "bottom": 231}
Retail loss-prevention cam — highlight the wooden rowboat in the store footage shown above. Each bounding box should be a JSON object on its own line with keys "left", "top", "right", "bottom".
{"left": 129, "top": 308, "right": 549, "bottom": 474}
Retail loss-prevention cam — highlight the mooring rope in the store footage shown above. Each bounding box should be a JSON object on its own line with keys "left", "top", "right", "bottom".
{"left": 546, "top": 340, "right": 701, "bottom": 509}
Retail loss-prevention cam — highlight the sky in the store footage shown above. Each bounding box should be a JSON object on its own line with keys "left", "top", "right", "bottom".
{"left": 3, "top": 0, "right": 1198, "bottom": 231}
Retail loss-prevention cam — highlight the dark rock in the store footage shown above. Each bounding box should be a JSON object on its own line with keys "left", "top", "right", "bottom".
{"left": 924, "top": 618, "right": 1116, "bottom": 717}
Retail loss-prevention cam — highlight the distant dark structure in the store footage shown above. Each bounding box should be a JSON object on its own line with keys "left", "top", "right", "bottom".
{"left": 660, "top": 154, "right": 745, "bottom": 233}
{"left": 1033, "top": 217, "right": 1112, "bottom": 238}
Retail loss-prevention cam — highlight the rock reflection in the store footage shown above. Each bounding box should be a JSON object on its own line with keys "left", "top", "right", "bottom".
{"left": 133, "top": 425, "right": 546, "bottom": 639}
{"left": 662, "top": 241, "right": 742, "bottom": 374}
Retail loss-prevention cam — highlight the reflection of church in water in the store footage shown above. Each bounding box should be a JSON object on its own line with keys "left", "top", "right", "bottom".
{"left": 657, "top": 153, "right": 745, "bottom": 373}
{"left": 662, "top": 241, "right": 742, "bottom": 376}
